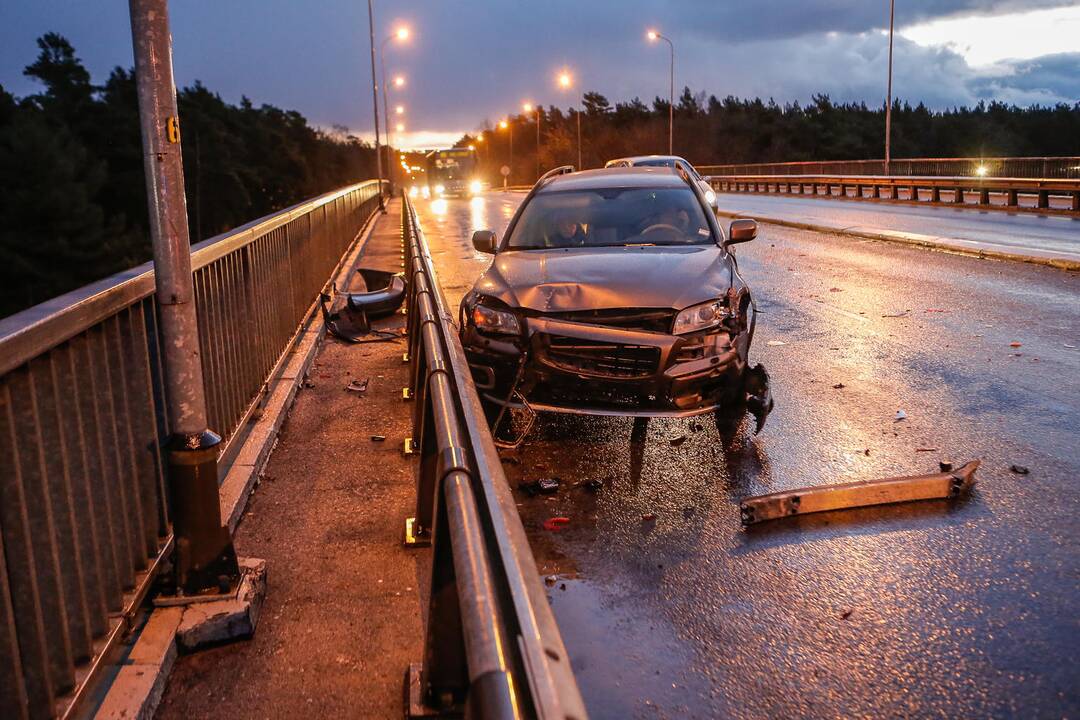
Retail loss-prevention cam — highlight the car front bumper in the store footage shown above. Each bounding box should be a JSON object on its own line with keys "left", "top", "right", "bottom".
{"left": 462, "top": 315, "right": 748, "bottom": 417}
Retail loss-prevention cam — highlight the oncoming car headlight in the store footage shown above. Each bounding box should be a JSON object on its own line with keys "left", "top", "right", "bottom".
{"left": 472, "top": 304, "right": 521, "bottom": 335}
{"left": 704, "top": 188, "right": 717, "bottom": 205}
{"left": 469, "top": 180, "right": 483, "bottom": 195}
{"left": 434, "top": 184, "right": 445, "bottom": 195}
{"left": 673, "top": 299, "right": 725, "bottom": 334}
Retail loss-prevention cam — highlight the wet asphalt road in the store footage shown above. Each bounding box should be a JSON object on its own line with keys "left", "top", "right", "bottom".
{"left": 415, "top": 192, "right": 1080, "bottom": 719}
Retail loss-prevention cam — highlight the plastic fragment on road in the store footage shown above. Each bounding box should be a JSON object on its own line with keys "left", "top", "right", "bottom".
{"left": 543, "top": 517, "right": 570, "bottom": 531}
{"left": 1009, "top": 464, "right": 1030, "bottom": 475}
{"left": 670, "top": 436, "right": 687, "bottom": 447}
{"left": 345, "top": 378, "right": 369, "bottom": 393}
{"left": 1010, "top": 341, "right": 1022, "bottom": 348}
{"left": 370, "top": 434, "right": 386, "bottom": 442}
{"left": 894, "top": 409, "right": 907, "bottom": 422}
{"left": 739, "top": 459, "right": 980, "bottom": 526}
{"left": 881, "top": 311, "right": 910, "bottom": 318}
{"left": 832, "top": 383, "right": 845, "bottom": 389}
{"left": 767, "top": 340, "right": 787, "bottom": 346}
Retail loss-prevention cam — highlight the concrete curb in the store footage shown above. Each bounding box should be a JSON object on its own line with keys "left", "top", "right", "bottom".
{"left": 89, "top": 208, "right": 385, "bottom": 720}
{"left": 715, "top": 209, "right": 1080, "bottom": 272}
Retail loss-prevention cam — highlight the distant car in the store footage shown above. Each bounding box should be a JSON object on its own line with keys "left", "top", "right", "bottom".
{"left": 460, "top": 165, "right": 772, "bottom": 432}
{"left": 605, "top": 155, "right": 717, "bottom": 209}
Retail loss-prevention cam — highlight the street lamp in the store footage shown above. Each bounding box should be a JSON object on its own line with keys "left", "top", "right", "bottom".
{"left": 499, "top": 119, "right": 513, "bottom": 184}
{"left": 647, "top": 29, "right": 674, "bottom": 155}
{"left": 365, "top": 0, "right": 384, "bottom": 210}
{"left": 884, "top": 0, "right": 895, "bottom": 175}
{"left": 524, "top": 101, "right": 541, "bottom": 180}
{"left": 394, "top": 75, "right": 406, "bottom": 88}
{"left": 379, "top": 25, "right": 410, "bottom": 190}
{"left": 395, "top": 105, "right": 405, "bottom": 115}
{"left": 557, "top": 70, "right": 581, "bottom": 169}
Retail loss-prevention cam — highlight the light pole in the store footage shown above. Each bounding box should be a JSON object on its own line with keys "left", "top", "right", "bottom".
{"left": 647, "top": 30, "right": 674, "bottom": 155}
{"left": 524, "top": 102, "right": 540, "bottom": 180}
{"left": 380, "top": 26, "right": 408, "bottom": 189}
{"left": 557, "top": 71, "right": 581, "bottom": 169}
{"left": 366, "top": 0, "right": 384, "bottom": 211}
{"left": 499, "top": 119, "right": 513, "bottom": 185}
{"left": 885, "top": 0, "right": 895, "bottom": 176}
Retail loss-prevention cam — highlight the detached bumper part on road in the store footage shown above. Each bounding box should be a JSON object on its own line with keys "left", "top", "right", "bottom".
{"left": 740, "top": 460, "right": 980, "bottom": 525}
{"left": 463, "top": 314, "right": 751, "bottom": 418}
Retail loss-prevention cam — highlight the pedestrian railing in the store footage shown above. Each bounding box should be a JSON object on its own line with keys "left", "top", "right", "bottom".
{"left": 0, "top": 179, "right": 383, "bottom": 719}
{"left": 706, "top": 174, "right": 1080, "bottom": 213}
{"left": 698, "top": 156, "right": 1080, "bottom": 179}
{"left": 400, "top": 194, "right": 587, "bottom": 719}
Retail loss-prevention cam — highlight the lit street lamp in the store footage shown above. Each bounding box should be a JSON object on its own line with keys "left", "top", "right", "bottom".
{"left": 524, "top": 101, "right": 541, "bottom": 180}
{"left": 647, "top": 29, "right": 674, "bottom": 155}
{"left": 557, "top": 70, "right": 581, "bottom": 169}
{"left": 499, "top": 119, "right": 513, "bottom": 184}
{"left": 380, "top": 25, "right": 410, "bottom": 189}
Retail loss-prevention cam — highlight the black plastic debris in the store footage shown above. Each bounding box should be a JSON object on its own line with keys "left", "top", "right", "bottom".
{"left": 320, "top": 269, "right": 406, "bottom": 344}
{"left": 1009, "top": 464, "right": 1030, "bottom": 475}
{"left": 345, "top": 378, "right": 369, "bottom": 393}
{"left": 519, "top": 477, "right": 561, "bottom": 496}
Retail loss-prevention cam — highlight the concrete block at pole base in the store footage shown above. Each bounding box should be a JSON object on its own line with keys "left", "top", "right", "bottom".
{"left": 174, "top": 557, "right": 267, "bottom": 651}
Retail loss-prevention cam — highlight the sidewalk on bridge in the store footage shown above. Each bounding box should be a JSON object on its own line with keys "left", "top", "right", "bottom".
{"left": 714, "top": 194, "right": 1080, "bottom": 271}
{"left": 155, "top": 198, "right": 428, "bottom": 718}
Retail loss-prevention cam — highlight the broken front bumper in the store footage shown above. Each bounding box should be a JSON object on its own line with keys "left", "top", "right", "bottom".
{"left": 463, "top": 315, "right": 748, "bottom": 417}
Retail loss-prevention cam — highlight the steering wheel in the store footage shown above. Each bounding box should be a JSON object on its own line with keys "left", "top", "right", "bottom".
{"left": 640, "top": 223, "right": 681, "bottom": 236}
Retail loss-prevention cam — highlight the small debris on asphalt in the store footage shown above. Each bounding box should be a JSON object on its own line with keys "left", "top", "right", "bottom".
{"left": 882, "top": 310, "right": 910, "bottom": 318}
{"left": 864, "top": 448, "right": 871, "bottom": 456}
{"left": 689, "top": 421, "right": 703, "bottom": 432}
{"left": 939, "top": 460, "right": 953, "bottom": 472}
{"left": 1009, "top": 464, "right": 1030, "bottom": 475}
{"left": 345, "top": 378, "right": 369, "bottom": 393}
{"left": 543, "top": 517, "right": 570, "bottom": 531}
{"left": 767, "top": 340, "right": 787, "bottom": 346}
{"left": 302, "top": 378, "right": 315, "bottom": 388}
{"left": 519, "top": 478, "right": 561, "bottom": 496}
{"left": 670, "top": 435, "right": 687, "bottom": 447}
{"left": 915, "top": 447, "right": 938, "bottom": 452}
{"left": 641, "top": 513, "right": 657, "bottom": 522}
{"left": 1009, "top": 341, "right": 1022, "bottom": 348}
{"left": 829, "top": 287, "right": 843, "bottom": 292}
{"left": 1065, "top": 343, "right": 1077, "bottom": 349}
{"left": 832, "top": 383, "right": 845, "bottom": 389}
{"left": 841, "top": 609, "right": 854, "bottom": 620}
{"left": 571, "top": 478, "right": 604, "bottom": 492}
{"left": 370, "top": 434, "right": 386, "bottom": 442}
{"left": 925, "top": 308, "right": 947, "bottom": 313}
{"left": 894, "top": 409, "right": 907, "bottom": 422}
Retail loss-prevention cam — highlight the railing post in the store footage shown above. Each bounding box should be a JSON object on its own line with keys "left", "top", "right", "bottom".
{"left": 129, "top": 0, "right": 238, "bottom": 595}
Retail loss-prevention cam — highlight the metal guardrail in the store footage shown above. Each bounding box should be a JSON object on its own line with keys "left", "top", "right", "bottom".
{"left": 0, "top": 179, "right": 383, "bottom": 719}
{"left": 697, "top": 156, "right": 1080, "bottom": 179}
{"left": 706, "top": 174, "right": 1080, "bottom": 213}
{"left": 400, "top": 195, "right": 587, "bottom": 719}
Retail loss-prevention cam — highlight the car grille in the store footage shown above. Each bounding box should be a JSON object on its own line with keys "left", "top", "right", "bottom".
{"left": 541, "top": 308, "right": 675, "bottom": 334}
{"left": 540, "top": 335, "right": 661, "bottom": 379}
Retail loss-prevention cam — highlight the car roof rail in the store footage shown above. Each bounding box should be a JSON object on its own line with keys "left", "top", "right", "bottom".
{"left": 535, "top": 165, "right": 575, "bottom": 189}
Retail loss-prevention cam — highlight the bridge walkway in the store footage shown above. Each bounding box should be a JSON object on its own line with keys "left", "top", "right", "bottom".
{"left": 156, "top": 198, "right": 427, "bottom": 718}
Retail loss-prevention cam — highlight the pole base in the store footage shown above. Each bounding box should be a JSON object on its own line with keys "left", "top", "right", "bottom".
{"left": 404, "top": 663, "right": 459, "bottom": 718}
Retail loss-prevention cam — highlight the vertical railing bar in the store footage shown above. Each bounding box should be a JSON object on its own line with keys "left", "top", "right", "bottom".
{"left": 0, "top": 382, "right": 55, "bottom": 718}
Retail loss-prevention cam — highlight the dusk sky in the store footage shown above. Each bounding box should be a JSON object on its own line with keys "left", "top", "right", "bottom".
{"left": 2, "top": 1, "right": 1078, "bottom": 149}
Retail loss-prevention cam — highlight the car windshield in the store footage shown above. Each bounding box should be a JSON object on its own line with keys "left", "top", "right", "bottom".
{"left": 507, "top": 187, "right": 715, "bottom": 250}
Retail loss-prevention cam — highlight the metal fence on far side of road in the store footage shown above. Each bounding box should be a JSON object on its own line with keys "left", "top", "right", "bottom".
{"left": 0, "top": 179, "right": 383, "bottom": 720}
{"left": 698, "top": 156, "right": 1080, "bottom": 179}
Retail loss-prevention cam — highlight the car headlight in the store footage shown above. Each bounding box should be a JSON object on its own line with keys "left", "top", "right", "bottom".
{"left": 673, "top": 299, "right": 725, "bottom": 334}
{"left": 704, "top": 188, "right": 717, "bottom": 205}
{"left": 434, "top": 184, "right": 445, "bottom": 195}
{"left": 469, "top": 180, "right": 483, "bottom": 195}
{"left": 472, "top": 304, "right": 521, "bottom": 335}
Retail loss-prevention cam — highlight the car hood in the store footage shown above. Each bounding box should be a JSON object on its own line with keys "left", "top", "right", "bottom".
{"left": 473, "top": 245, "right": 733, "bottom": 313}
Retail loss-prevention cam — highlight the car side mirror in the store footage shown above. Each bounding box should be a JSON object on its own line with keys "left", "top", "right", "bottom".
{"left": 471, "top": 229, "right": 498, "bottom": 254}
{"left": 725, "top": 219, "right": 757, "bottom": 246}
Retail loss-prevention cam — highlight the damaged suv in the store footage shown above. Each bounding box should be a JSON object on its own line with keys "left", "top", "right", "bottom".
{"left": 460, "top": 165, "right": 773, "bottom": 431}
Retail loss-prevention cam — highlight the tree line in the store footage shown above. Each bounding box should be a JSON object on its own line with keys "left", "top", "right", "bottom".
{"left": 460, "top": 88, "right": 1080, "bottom": 185}
{"left": 0, "top": 34, "right": 378, "bottom": 317}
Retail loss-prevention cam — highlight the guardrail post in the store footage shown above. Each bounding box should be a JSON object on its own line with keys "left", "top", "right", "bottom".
{"left": 1037, "top": 190, "right": 1049, "bottom": 209}
{"left": 953, "top": 187, "right": 965, "bottom": 204}
{"left": 1006, "top": 189, "right": 1019, "bottom": 207}
{"left": 930, "top": 186, "right": 941, "bottom": 203}
{"left": 129, "top": 0, "right": 238, "bottom": 595}
{"left": 1072, "top": 192, "right": 1079, "bottom": 212}
{"left": 979, "top": 187, "right": 990, "bottom": 206}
